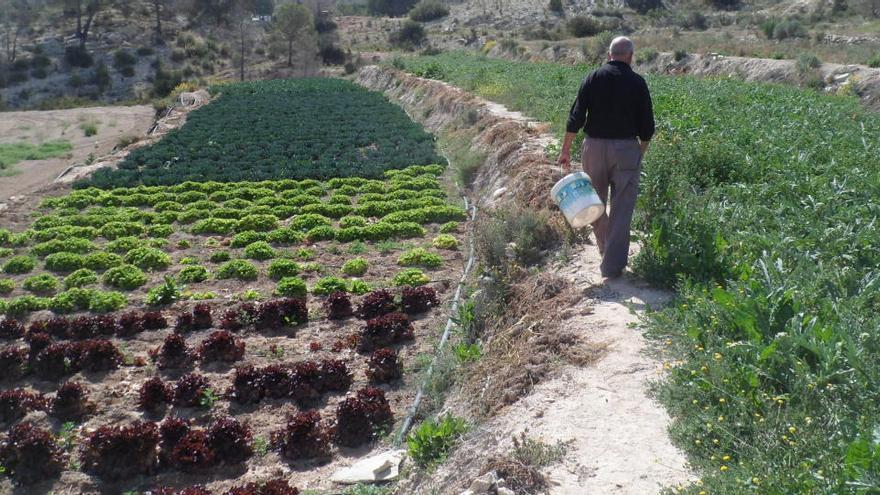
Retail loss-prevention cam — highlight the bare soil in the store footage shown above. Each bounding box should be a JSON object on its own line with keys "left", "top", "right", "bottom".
{"left": 0, "top": 105, "right": 155, "bottom": 203}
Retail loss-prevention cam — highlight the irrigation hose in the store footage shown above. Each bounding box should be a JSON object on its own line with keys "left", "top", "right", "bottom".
{"left": 393, "top": 194, "right": 478, "bottom": 447}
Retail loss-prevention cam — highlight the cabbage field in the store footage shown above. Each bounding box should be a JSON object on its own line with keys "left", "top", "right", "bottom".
{"left": 81, "top": 78, "right": 445, "bottom": 188}
{"left": 398, "top": 52, "right": 880, "bottom": 493}
{"left": 0, "top": 79, "right": 464, "bottom": 493}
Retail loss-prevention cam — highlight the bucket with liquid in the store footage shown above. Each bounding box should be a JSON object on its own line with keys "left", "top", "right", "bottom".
{"left": 550, "top": 172, "right": 604, "bottom": 228}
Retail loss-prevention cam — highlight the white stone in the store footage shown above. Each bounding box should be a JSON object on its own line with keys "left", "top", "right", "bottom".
{"left": 330, "top": 449, "right": 406, "bottom": 484}
{"left": 497, "top": 488, "right": 515, "bottom": 495}
{"left": 468, "top": 471, "right": 498, "bottom": 493}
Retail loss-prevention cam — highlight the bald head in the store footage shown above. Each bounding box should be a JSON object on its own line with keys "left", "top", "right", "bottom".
{"left": 609, "top": 36, "right": 635, "bottom": 64}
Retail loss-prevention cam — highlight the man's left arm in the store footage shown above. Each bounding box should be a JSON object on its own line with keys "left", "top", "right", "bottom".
{"left": 637, "top": 79, "right": 655, "bottom": 159}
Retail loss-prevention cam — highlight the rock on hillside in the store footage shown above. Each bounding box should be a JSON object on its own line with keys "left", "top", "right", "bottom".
{"left": 437, "top": 0, "right": 620, "bottom": 31}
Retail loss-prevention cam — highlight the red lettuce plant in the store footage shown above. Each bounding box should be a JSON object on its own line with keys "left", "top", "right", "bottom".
{"left": 359, "top": 312, "right": 414, "bottom": 351}
{"left": 25, "top": 331, "right": 52, "bottom": 360}
{"left": 0, "top": 422, "right": 64, "bottom": 484}
{"left": 197, "top": 330, "right": 245, "bottom": 363}
{"left": 228, "top": 365, "right": 263, "bottom": 404}
{"left": 226, "top": 479, "right": 300, "bottom": 495}
{"left": 0, "top": 389, "right": 46, "bottom": 424}
{"left": 207, "top": 416, "right": 252, "bottom": 464}
{"left": 260, "top": 364, "right": 294, "bottom": 399}
{"left": 0, "top": 318, "right": 25, "bottom": 339}
{"left": 323, "top": 291, "right": 353, "bottom": 320}
{"left": 170, "top": 430, "right": 215, "bottom": 472}
{"left": 366, "top": 348, "right": 403, "bottom": 383}
{"left": 40, "top": 316, "right": 70, "bottom": 339}
{"left": 401, "top": 286, "right": 439, "bottom": 314}
{"left": 356, "top": 289, "right": 397, "bottom": 320}
{"left": 193, "top": 303, "right": 213, "bottom": 329}
{"left": 76, "top": 339, "right": 123, "bottom": 372}
{"left": 257, "top": 298, "right": 308, "bottom": 330}
{"left": 159, "top": 416, "right": 191, "bottom": 465}
{"left": 334, "top": 387, "right": 393, "bottom": 447}
{"left": 219, "top": 303, "right": 258, "bottom": 331}
{"left": 81, "top": 421, "right": 160, "bottom": 480}
{"left": 320, "top": 359, "right": 353, "bottom": 392}
{"left": 33, "top": 343, "right": 75, "bottom": 380}
{"left": 139, "top": 377, "right": 171, "bottom": 411}
{"left": 150, "top": 486, "right": 213, "bottom": 495}
{"left": 0, "top": 346, "right": 27, "bottom": 380}
{"left": 51, "top": 381, "right": 93, "bottom": 421}
{"left": 172, "top": 373, "right": 210, "bottom": 407}
{"left": 270, "top": 410, "right": 331, "bottom": 461}
{"left": 150, "top": 333, "right": 193, "bottom": 369}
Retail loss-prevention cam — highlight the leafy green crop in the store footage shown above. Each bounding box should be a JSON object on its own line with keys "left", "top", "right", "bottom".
{"left": 79, "top": 78, "right": 445, "bottom": 187}
{"left": 406, "top": 415, "right": 468, "bottom": 467}
{"left": 103, "top": 264, "right": 148, "bottom": 290}
{"left": 177, "top": 265, "right": 209, "bottom": 283}
{"left": 275, "top": 276, "right": 307, "bottom": 298}
{"left": 397, "top": 248, "right": 443, "bottom": 269}
{"left": 392, "top": 268, "right": 430, "bottom": 287}
{"left": 312, "top": 276, "right": 348, "bottom": 295}
{"left": 216, "top": 259, "right": 259, "bottom": 281}
{"left": 342, "top": 257, "right": 369, "bottom": 276}
{"left": 2, "top": 255, "right": 35, "bottom": 274}
{"left": 398, "top": 52, "right": 880, "bottom": 493}
{"left": 22, "top": 273, "right": 60, "bottom": 294}
{"left": 64, "top": 268, "right": 98, "bottom": 289}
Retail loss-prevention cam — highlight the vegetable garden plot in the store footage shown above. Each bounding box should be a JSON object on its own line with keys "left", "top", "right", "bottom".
{"left": 79, "top": 78, "right": 445, "bottom": 188}
{"left": 0, "top": 165, "right": 465, "bottom": 317}
{"left": 0, "top": 164, "right": 467, "bottom": 492}
{"left": 397, "top": 53, "right": 880, "bottom": 493}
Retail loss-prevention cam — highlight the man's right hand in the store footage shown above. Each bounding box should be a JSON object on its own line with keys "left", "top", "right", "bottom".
{"left": 557, "top": 150, "right": 571, "bottom": 170}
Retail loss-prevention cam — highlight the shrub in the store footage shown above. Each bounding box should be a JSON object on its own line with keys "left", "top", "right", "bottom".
{"left": 406, "top": 414, "right": 468, "bottom": 467}
{"left": 146, "top": 276, "right": 182, "bottom": 306}
{"left": 178, "top": 265, "right": 209, "bottom": 283}
{"left": 312, "top": 276, "right": 348, "bottom": 295}
{"left": 401, "top": 286, "right": 439, "bottom": 314}
{"left": 103, "top": 264, "right": 148, "bottom": 290}
{"left": 324, "top": 291, "right": 353, "bottom": 320}
{"left": 3, "top": 255, "right": 35, "bottom": 274}
{"left": 77, "top": 339, "right": 123, "bottom": 372}
{"left": 125, "top": 247, "right": 171, "bottom": 270}
{"left": 432, "top": 234, "right": 459, "bottom": 250}
{"left": 392, "top": 268, "right": 430, "bottom": 286}
{"left": 138, "top": 377, "right": 171, "bottom": 411}
{"left": 172, "top": 373, "right": 210, "bottom": 407}
{"left": 276, "top": 277, "right": 307, "bottom": 298}
{"left": 0, "top": 422, "right": 64, "bottom": 484}
{"left": 342, "top": 257, "right": 369, "bottom": 276}
{"left": 549, "top": 0, "right": 563, "bottom": 13}
{"left": 771, "top": 18, "right": 806, "bottom": 40}
{"left": 797, "top": 52, "right": 821, "bottom": 74}
{"left": 51, "top": 381, "right": 93, "bottom": 421}
{"left": 271, "top": 411, "right": 331, "bottom": 461}
{"left": 88, "top": 290, "right": 128, "bottom": 312}
{"left": 64, "top": 268, "right": 98, "bottom": 289}
{"left": 22, "top": 274, "right": 59, "bottom": 294}
{"left": 409, "top": 1, "right": 449, "bottom": 22}
{"left": 244, "top": 241, "right": 276, "bottom": 260}
{"left": 390, "top": 20, "right": 427, "bottom": 49}
{"left": 206, "top": 416, "right": 252, "bottom": 465}
{"left": 360, "top": 312, "right": 414, "bottom": 351}
{"left": 217, "top": 259, "right": 259, "bottom": 280}
{"left": 335, "top": 387, "right": 393, "bottom": 447}
{"left": 210, "top": 251, "right": 231, "bottom": 263}
{"left": 0, "top": 278, "right": 14, "bottom": 294}
{"left": 357, "top": 289, "right": 398, "bottom": 319}
{"left": 0, "top": 389, "right": 46, "bottom": 424}
{"left": 268, "top": 259, "right": 300, "bottom": 280}
{"left": 197, "top": 331, "right": 245, "bottom": 363}
{"left": 673, "top": 49, "right": 688, "bottom": 61}
{"left": 367, "top": 348, "right": 402, "bottom": 383}
{"left": 44, "top": 252, "right": 85, "bottom": 272}
{"left": 81, "top": 421, "right": 160, "bottom": 480}
{"left": 151, "top": 333, "right": 193, "bottom": 369}
{"left": 568, "top": 16, "right": 602, "bottom": 37}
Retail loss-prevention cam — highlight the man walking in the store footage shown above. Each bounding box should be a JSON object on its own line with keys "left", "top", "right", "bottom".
{"left": 557, "top": 36, "right": 655, "bottom": 279}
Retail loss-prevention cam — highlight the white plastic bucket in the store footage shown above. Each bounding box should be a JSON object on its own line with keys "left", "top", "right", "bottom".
{"left": 550, "top": 172, "right": 605, "bottom": 228}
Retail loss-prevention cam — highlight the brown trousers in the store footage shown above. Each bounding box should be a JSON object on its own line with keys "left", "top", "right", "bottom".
{"left": 580, "top": 137, "right": 642, "bottom": 277}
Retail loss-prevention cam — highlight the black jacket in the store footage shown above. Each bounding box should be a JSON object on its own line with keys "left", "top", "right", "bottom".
{"left": 566, "top": 60, "right": 655, "bottom": 142}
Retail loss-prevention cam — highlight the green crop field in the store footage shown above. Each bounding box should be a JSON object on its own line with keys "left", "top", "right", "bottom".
{"left": 399, "top": 52, "right": 880, "bottom": 493}
{"left": 80, "top": 78, "right": 444, "bottom": 188}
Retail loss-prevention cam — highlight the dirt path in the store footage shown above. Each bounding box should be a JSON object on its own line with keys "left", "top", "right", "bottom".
{"left": 0, "top": 105, "right": 155, "bottom": 202}
{"left": 508, "top": 245, "right": 693, "bottom": 493}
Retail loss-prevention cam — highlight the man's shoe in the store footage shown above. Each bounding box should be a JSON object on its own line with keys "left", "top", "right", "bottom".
{"left": 601, "top": 270, "right": 623, "bottom": 279}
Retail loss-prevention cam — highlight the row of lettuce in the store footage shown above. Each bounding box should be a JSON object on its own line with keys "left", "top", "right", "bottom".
{"left": 397, "top": 52, "right": 880, "bottom": 492}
